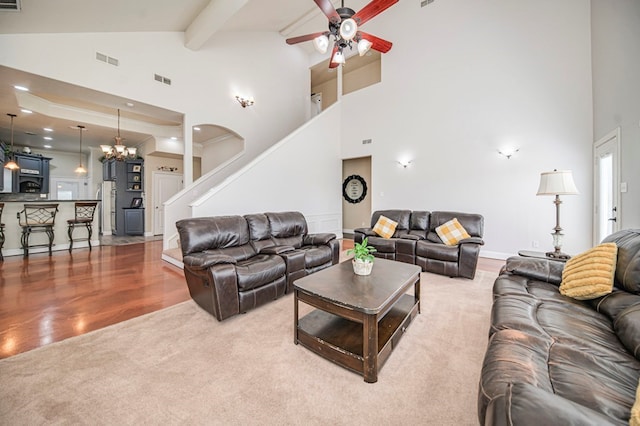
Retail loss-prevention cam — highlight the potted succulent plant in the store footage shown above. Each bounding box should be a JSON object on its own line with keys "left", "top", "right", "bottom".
{"left": 348, "top": 237, "right": 377, "bottom": 276}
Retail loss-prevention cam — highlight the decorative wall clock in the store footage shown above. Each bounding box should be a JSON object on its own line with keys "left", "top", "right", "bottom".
{"left": 342, "top": 174, "right": 368, "bottom": 203}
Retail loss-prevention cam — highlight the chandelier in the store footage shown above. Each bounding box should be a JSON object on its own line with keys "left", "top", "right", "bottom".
{"left": 100, "top": 109, "right": 137, "bottom": 161}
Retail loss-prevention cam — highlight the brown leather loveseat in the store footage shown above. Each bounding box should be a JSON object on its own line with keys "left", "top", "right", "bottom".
{"left": 353, "top": 209, "right": 484, "bottom": 279}
{"left": 478, "top": 229, "right": 640, "bottom": 425}
{"left": 176, "top": 211, "right": 339, "bottom": 321}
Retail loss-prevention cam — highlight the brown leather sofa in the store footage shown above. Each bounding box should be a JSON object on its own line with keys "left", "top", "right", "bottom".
{"left": 176, "top": 211, "right": 339, "bottom": 321}
{"left": 353, "top": 209, "right": 484, "bottom": 279}
{"left": 478, "top": 229, "right": 640, "bottom": 425}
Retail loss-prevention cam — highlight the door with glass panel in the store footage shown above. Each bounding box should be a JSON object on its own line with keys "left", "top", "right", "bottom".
{"left": 593, "top": 128, "right": 620, "bottom": 244}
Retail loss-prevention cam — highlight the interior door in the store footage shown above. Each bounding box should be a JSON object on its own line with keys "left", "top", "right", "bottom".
{"left": 152, "top": 172, "right": 183, "bottom": 235}
{"left": 593, "top": 128, "right": 620, "bottom": 244}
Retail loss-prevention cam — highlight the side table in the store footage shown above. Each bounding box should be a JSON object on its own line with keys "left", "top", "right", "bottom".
{"left": 518, "top": 250, "right": 569, "bottom": 262}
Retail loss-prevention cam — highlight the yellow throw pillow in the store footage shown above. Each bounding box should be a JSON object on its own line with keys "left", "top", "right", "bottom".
{"left": 372, "top": 215, "right": 398, "bottom": 239}
{"left": 435, "top": 218, "right": 471, "bottom": 246}
{"left": 559, "top": 242, "right": 617, "bottom": 300}
{"left": 631, "top": 379, "right": 640, "bottom": 426}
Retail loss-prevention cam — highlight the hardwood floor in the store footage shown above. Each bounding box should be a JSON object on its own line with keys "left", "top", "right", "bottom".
{"left": 0, "top": 240, "right": 189, "bottom": 359}
{"left": 0, "top": 239, "right": 504, "bottom": 360}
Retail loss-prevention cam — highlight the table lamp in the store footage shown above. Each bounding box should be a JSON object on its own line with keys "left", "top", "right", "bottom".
{"left": 536, "top": 169, "right": 579, "bottom": 259}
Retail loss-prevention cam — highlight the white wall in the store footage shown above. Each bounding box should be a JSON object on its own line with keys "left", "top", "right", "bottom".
{"left": 187, "top": 104, "right": 343, "bottom": 235}
{"left": 591, "top": 0, "right": 640, "bottom": 230}
{"left": 340, "top": 0, "right": 594, "bottom": 258}
{"left": 0, "top": 30, "right": 311, "bottom": 233}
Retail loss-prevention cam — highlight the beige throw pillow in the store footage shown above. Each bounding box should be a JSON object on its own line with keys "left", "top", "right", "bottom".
{"left": 435, "top": 218, "right": 471, "bottom": 246}
{"left": 631, "top": 378, "right": 640, "bottom": 426}
{"left": 559, "top": 242, "right": 617, "bottom": 300}
{"left": 372, "top": 215, "right": 398, "bottom": 239}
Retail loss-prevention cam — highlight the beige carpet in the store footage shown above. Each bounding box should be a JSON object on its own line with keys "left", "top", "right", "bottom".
{"left": 0, "top": 270, "right": 496, "bottom": 425}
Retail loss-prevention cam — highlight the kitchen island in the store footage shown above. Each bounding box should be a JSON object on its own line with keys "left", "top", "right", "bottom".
{"left": 0, "top": 198, "right": 100, "bottom": 258}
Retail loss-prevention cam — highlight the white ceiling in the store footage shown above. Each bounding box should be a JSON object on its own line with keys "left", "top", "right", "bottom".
{"left": 0, "top": 0, "right": 374, "bottom": 154}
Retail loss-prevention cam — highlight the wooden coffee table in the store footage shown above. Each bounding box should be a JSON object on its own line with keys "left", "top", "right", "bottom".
{"left": 293, "top": 258, "right": 421, "bottom": 383}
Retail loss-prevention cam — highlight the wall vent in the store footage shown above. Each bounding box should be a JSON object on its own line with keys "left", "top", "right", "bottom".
{"left": 421, "top": 0, "right": 435, "bottom": 6}
{"left": 96, "top": 52, "right": 119, "bottom": 66}
{"left": 0, "top": 0, "right": 21, "bottom": 11}
{"left": 154, "top": 74, "right": 172, "bottom": 86}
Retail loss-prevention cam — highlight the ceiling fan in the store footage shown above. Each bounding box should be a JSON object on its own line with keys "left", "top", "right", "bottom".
{"left": 286, "top": 0, "right": 398, "bottom": 68}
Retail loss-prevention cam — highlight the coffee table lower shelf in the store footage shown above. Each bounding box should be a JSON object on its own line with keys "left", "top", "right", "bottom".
{"left": 296, "top": 294, "right": 418, "bottom": 381}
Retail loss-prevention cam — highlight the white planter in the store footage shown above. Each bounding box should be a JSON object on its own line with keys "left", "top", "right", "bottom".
{"left": 352, "top": 259, "right": 373, "bottom": 276}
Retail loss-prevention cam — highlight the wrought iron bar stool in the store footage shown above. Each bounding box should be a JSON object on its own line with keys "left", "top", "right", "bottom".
{"left": 17, "top": 203, "right": 59, "bottom": 257}
{"left": 67, "top": 202, "right": 98, "bottom": 252}
{"left": 0, "top": 203, "right": 5, "bottom": 261}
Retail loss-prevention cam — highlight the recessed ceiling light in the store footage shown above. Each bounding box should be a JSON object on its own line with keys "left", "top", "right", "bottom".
{"left": 193, "top": 127, "right": 201, "bottom": 131}
{"left": 171, "top": 137, "right": 178, "bottom": 140}
{"left": 21, "top": 109, "right": 33, "bottom": 114}
{"left": 43, "top": 136, "right": 52, "bottom": 140}
{"left": 43, "top": 145, "right": 52, "bottom": 149}
{"left": 125, "top": 102, "right": 134, "bottom": 107}
{"left": 43, "top": 128, "right": 53, "bottom": 132}
{"left": 14, "top": 85, "right": 29, "bottom": 91}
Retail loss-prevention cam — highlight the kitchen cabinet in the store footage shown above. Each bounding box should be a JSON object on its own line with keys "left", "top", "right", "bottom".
{"left": 108, "top": 159, "right": 144, "bottom": 236}
{"left": 12, "top": 152, "right": 51, "bottom": 193}
{"left": 123, "top": 208, "right": 145, "bottom": 235}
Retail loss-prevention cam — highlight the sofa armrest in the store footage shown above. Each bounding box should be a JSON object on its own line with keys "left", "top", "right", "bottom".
{"left": 459, "top": 236, "right": 484, "bottom": 245}
{"left": 484, "top": 382, "right": 621, "bottom": 426}
{"left": 303, "top": 233, "right": 336, "bottom": 246}
{"left": 182, "top": 253, "right": 237, "bottom": 270}
{"left": 354, "top": 228, "right": 376, "bottom": 236}
{"left": 504, "top": 256, "right": 564, "bottom": 285}
{"left": 260, "top": 245, "right": 294, "bottom": 255}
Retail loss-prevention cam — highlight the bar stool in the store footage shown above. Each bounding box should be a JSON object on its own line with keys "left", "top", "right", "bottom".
{"left": 17, "top": 203, "right": 59, "bottom": 257}
{"left": 0, "top": 203, "right": 5, "bottom": 261}
{"left": 67, "top": 202, "right": 98, "bottom": 252}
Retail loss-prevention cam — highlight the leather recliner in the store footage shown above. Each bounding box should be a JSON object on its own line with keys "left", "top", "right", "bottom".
{"left": 354, "top": 210, "right": 484, "bottom": 279}
{"left": 478, "top": 229, "right": 640, "bottom": 425}
{"left": 415, "top": 211, "right": 484, "bottom": 279}
{"left": 176, "top": 211, "right": 339, "bottom": 321}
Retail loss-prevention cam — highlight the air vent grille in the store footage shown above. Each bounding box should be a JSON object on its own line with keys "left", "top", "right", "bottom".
{"left": 154, "top": 74, "right": 172, "bottom": 86}
{"left": 0, "top": 0, "right": 21, "bottom": 11}
{"left": 421, "top": 0, "right": 434, "bottom": 6}
{"left": 96, "top": 52, "right": 119, "bottom": 66}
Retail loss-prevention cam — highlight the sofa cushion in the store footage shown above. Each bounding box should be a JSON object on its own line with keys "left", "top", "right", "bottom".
{"left": 614, "top": 303, "right": 640, "bottom": 360}
{"left": 602, "top": 229, "right": 640, "bottom": 294}
{"left": 300, "top": 245, "right": 332, "bottom": 268}
{"left": 369, "top": 210, "right": 410, "bottom": 231}
{"left": 367, "top": 236, "right": 397, "bottom": 253}
{"left": 435, "top": 218, "right": 470, "bottom": 246}
{"left": 235, "top": 254, "right": 286, "bottom": 291}
{"left": 373, "top": 215, "right": 398, "bottom": 239}
{"left": 560, "top": 243, "right": 617, "bottom": 300}
{"left": 415, "top": 241, "right": 459, "bottom": 262}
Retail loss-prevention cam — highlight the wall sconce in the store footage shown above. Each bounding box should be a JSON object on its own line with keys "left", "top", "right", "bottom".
{"left": 397, "top": 160, "right": 412, "bottom": 168}
{"left": 498, "top": 148, "right": 519, "bottom": 159}
{"left": 236, "top": 96, "right": 254, "bottom": 108}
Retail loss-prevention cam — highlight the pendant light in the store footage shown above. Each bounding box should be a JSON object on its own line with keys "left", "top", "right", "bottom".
{"left": 100, "top": 109, "right": 136, "bottom": 160}
{"left": 4, "top": 113, "right": 19, "bottom": 170}
{"left": 74, "top": 125, "right": 87, "bottom": 175}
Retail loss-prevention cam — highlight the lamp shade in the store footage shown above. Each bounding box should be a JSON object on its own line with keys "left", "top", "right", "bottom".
{"left": 536, "top": 170, "right": 579, "bottom": 195}
{"left": 339, "top": 18, "right": 357, "bottom": 41}
{"left": 313, "top": 35, "right": 329, "bottom": 54}
{"left": 358, "top": 38, "right": 373, "bottom": 56}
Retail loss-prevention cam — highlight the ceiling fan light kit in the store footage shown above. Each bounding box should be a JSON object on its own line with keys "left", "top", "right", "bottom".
{"left": 286, "top": 0, "right": 398, "bottom": 68}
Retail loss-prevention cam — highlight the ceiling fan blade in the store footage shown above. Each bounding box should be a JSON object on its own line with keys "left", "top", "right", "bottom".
{"left": 314, "top": 0, "right": 340, "bottom": 24}
{"left": 353, "top": 0, "right": 398, "bottom": 26}
{"left": 359, "top": 32, "right": 393, "bottom": 53}
{"left": 286, "top": 32, "right": 328, "bottom": 45}
{"left": 329, "top": 46, "right": 340, "bottom": 69}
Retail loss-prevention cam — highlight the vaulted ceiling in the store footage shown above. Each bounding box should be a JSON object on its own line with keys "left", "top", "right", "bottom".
{"left": 0, "top": 0, "right": 372, "bottom": 153}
